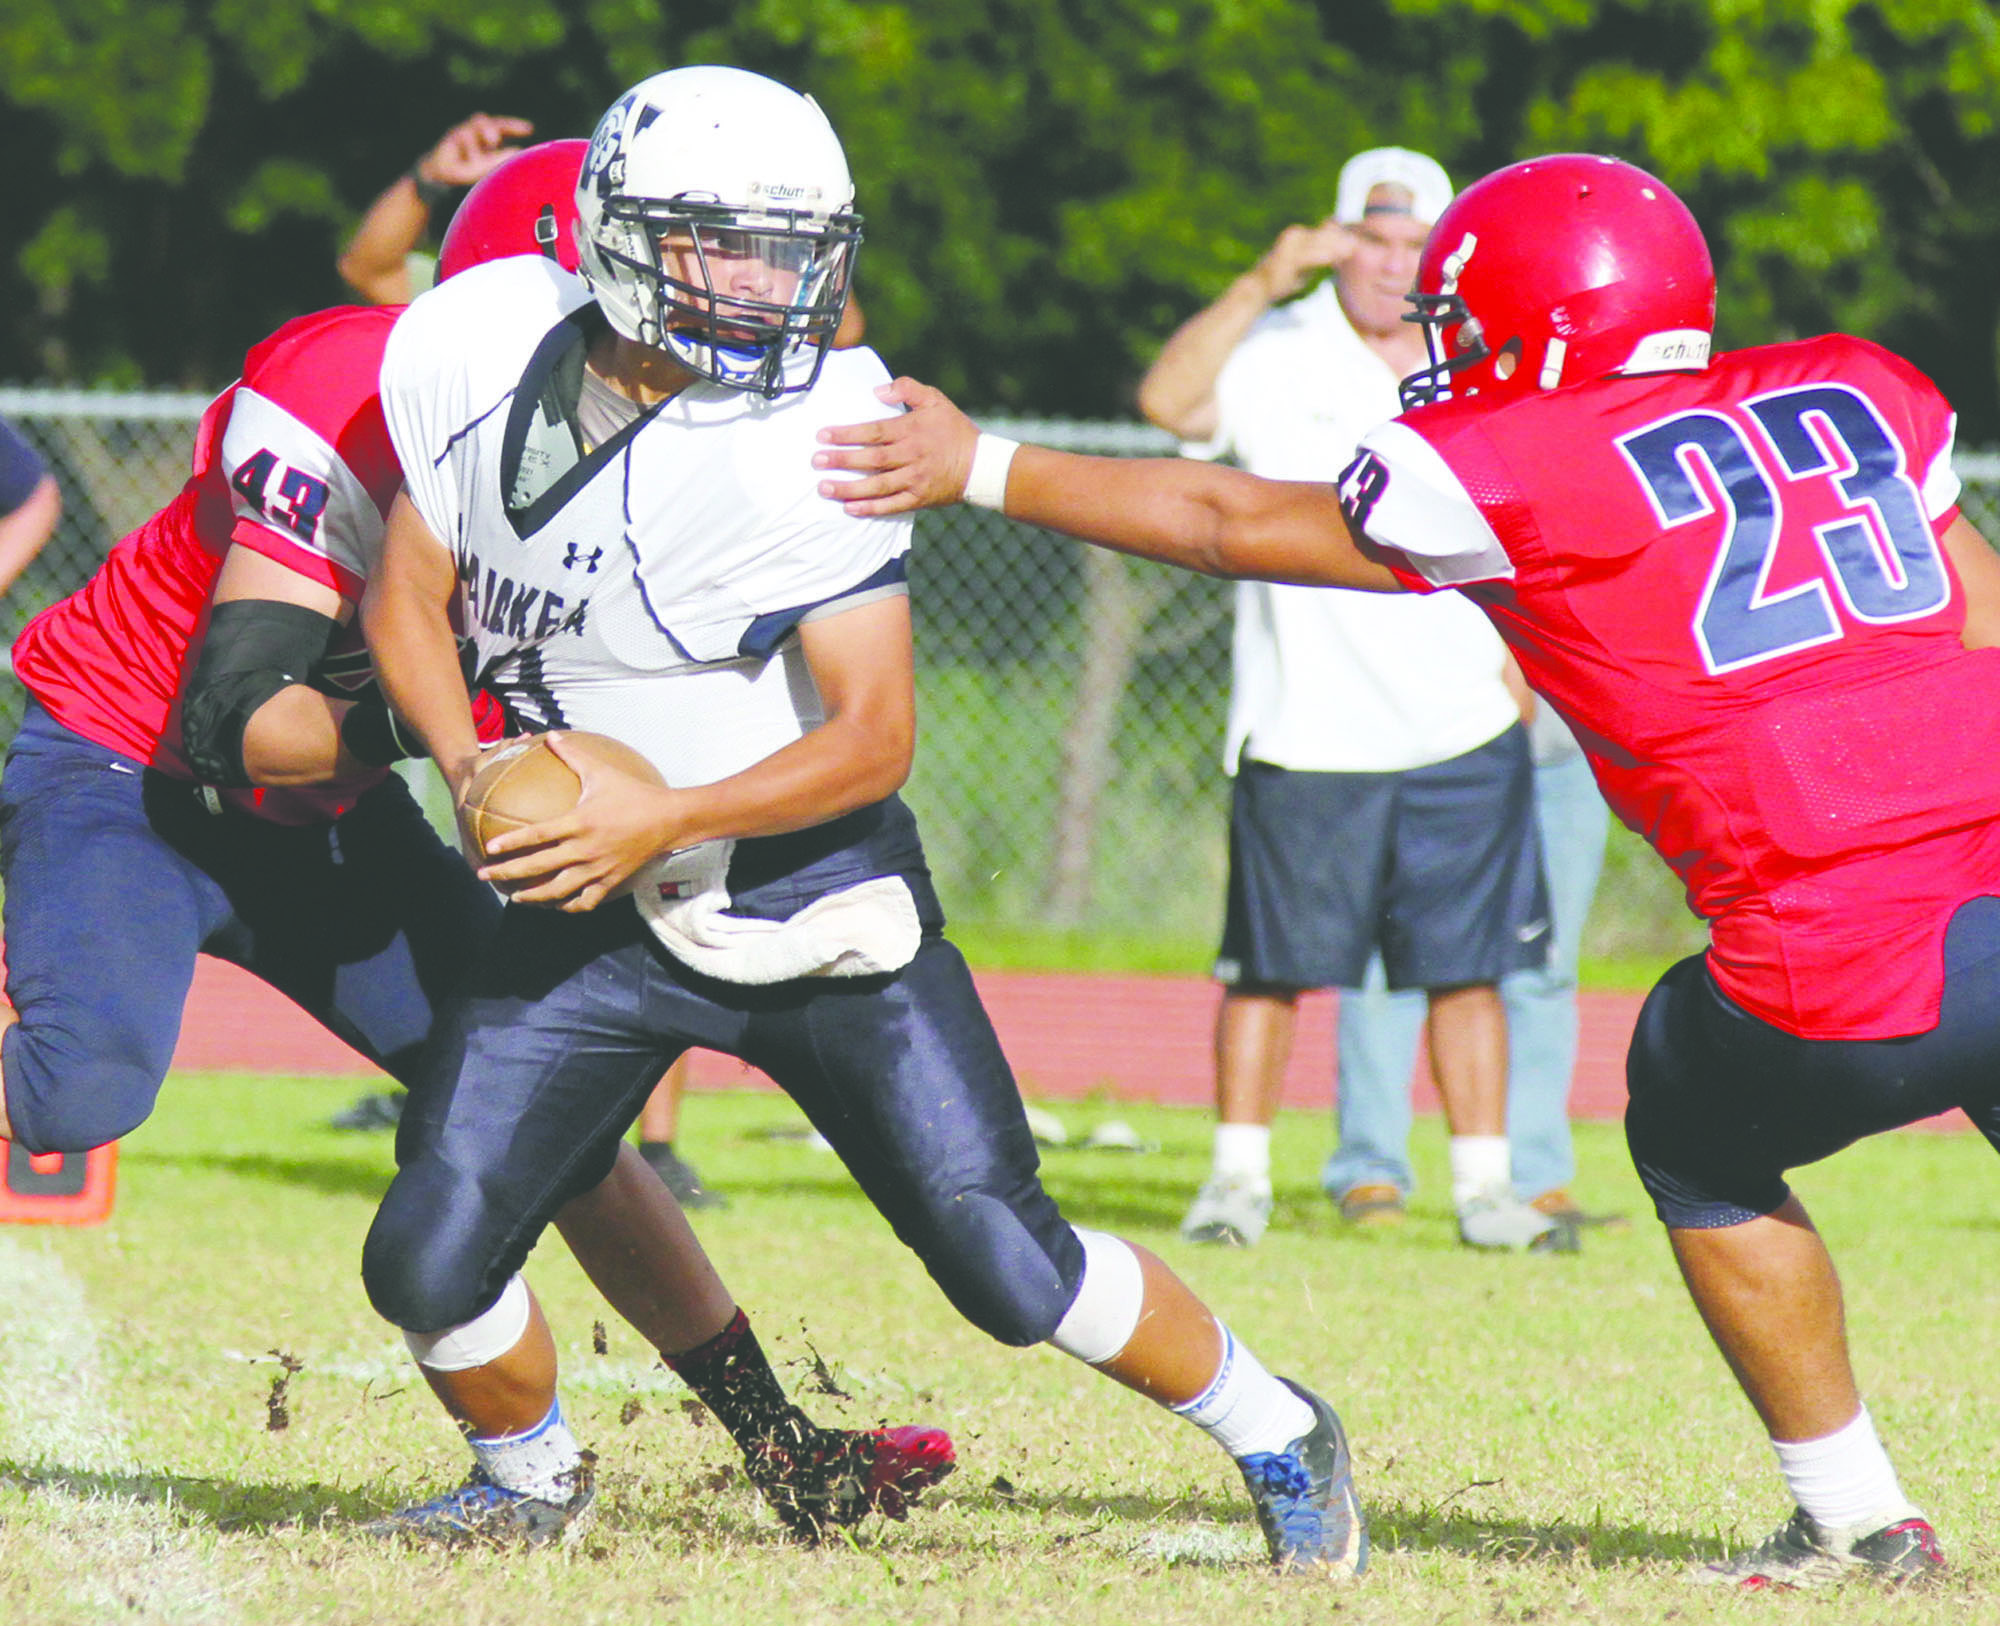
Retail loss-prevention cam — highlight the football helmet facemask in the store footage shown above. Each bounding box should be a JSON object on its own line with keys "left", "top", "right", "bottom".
{"left": 436, "top": 140, "right": 588, "bottom": 283}
{"left": 1400, "top": 154, "right": 1715, "bottom": 411}
{"left": 575, "top": 66, "right": 861, "bottom": 398}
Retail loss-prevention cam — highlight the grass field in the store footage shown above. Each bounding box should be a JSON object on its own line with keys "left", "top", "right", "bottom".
{"left": 4, "top": 1074, "right": 1996, "bottom": 1625}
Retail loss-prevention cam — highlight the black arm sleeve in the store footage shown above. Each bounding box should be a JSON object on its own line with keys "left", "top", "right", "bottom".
{"left": 181, "top": 598, "right": 342, "bottom": 788}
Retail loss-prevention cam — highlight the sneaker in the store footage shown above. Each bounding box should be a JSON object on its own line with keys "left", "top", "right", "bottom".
{"left": 1697, "top": 1506, "right": 1945, "bottom": 1589}
{"left": 329, "top": 1091, "right": 405, "bottom": 1131}
{"left": 745, "top": 1422, "right": 957, "bottom": 1539}
{"left": 1180, "top": 1175, "right": 1273, "bottom": 1247}
{"left": 1336, "top": 1183, "right": 1406, "bottom": 1227}
{"left": 638, "top": 1141, "right": 727, "bottom": 1209}
{"left": 1458, "top": 1188, "right": 1567, "bottom": 1251}
{"left": 363, "top": 1464, "right": 595, "bottom": 1547}
{"left": 1237, "top": 1378, "right": 1368, "bottom": 1576}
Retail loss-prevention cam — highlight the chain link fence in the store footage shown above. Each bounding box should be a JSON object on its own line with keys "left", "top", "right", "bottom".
{"left": 7, "top": 387, "right": 2000, "bottom": 964}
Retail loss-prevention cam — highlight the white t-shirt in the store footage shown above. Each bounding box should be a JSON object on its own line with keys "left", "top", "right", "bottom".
{"left": 380, "top": 255, "right": 911, "bottom": 789}
{"left": 1195, "top": 282, "right": 1518, "bottom": 773}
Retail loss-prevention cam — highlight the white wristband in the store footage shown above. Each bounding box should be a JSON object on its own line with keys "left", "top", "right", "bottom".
{"left": 963, "top": 433, "right": 1019, "bottom": 511}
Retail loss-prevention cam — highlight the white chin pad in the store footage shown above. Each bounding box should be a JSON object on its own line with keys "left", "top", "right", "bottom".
{"left": 1048, "top": 1229, "right": 1145, "bottom": 1365}
{"left": 404, "top": 1274, "right": 531, "bottom": 1372}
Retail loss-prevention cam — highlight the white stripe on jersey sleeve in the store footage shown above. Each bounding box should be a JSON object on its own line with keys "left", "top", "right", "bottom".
{"left": 1351, "top": 419, "right": 1514, "bottom": 588}
{"left": 1923, "top": 413, "right": 1962, "bottom": 519}
{"left": 221, "top": 386, "right": 384, "bottom": 584}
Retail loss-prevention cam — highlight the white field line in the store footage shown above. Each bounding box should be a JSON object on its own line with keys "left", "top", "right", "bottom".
{"left": 0, "top": 1234, "right": 237, "bottom": 1623}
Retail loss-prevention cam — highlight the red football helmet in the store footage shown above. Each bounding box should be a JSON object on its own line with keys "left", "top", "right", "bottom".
{"left": 436, "top": 139, "right": 588, "bottom": 282}
{"left": 1400, "top": 154, "right": 1715, "bottom": 410}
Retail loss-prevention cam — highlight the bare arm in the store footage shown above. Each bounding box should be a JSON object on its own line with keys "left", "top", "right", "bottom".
{"left": 336, "top": 113, "right": 534, "bottom": 305}
{"left": 0, "top": 473, "right": 59, "bottom": 597}
{"left": 483, "top": 594, "right": 918, "bottom": 910}
{"left": 360, "top": 491, "right": 485, "bottom": 792}
{"left": 815, "top": 377, "right": 1401, "bottom": 592}
{"left": 1946, "top": 512, "right": 2000, "bottom": 651}
{"left": 1135, "top": 221, "right": 1351, "bottom": 442}
{"left": 207, "top": 543, "right": 369, "bottom": 786}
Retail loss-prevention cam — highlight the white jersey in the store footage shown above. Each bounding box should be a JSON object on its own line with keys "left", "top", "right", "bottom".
{"left": 1192, "top": 283, "right": 1517, "bottom": 774}
{"left": 380, "top": 257, "right": 911, "bottom": 789}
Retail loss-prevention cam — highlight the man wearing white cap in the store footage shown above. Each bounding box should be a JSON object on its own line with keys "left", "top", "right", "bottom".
{"left": 1138, "top": 147, "right": 1591, "bottom": 1251}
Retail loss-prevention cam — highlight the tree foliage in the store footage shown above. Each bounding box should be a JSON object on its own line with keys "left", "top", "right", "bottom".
{"left": 2, "top": 0, "right": 1998, "bottom": 433}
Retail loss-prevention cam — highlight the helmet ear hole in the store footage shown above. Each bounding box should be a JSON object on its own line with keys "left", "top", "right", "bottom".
{"left": 1492, "top": 339, "right": 1522, "bottom": 382}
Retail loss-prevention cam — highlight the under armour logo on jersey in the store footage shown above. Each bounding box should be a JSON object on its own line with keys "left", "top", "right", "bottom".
{"left": 1337, "top": 449, "right": 1390, "bottom": 533}
{"left": 563, "top": 543, "right": 604, "bottom": 573}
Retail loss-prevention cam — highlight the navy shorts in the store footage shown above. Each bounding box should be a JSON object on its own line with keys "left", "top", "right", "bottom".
{"left": 1626, "top": 896, "right": 2000, "bottom": 1229}
{"left": 1215, "top": 724, "right": 1549, "bottom": 991}
{"left": 0, "top": 702, "right": 499, "bottom": 1152}
{"left": 363, "top": 796, "right": 1087, "bottom": 1348}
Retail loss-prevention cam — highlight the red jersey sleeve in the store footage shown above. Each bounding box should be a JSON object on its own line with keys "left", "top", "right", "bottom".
{"left": 219, "top": 305, "right": 403, "bottom": 602}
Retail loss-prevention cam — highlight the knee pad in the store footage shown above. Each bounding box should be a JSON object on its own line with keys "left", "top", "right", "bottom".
{"left": 403, "top": 1275, "right": 531, "bottom": 1370}
{"left": 1047, "top": 1228, "right": 1144, "bottom": 1364}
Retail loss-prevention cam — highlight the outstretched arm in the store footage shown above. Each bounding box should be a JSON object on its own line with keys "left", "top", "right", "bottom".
{"left": 815, "top": 377, "right": 1402, "bottom": 592}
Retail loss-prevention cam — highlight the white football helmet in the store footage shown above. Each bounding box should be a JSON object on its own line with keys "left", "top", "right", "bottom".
{"left": 575, "top": 66, "right": 861, "bottom": 397}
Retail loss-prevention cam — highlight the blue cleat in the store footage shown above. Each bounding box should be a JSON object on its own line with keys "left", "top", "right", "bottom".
{"left": 363, "top": 1464, "right": 595, "bottom": 1548}
{"left": 1237, "top": 1379, "right": 1368, "bottom": 1576}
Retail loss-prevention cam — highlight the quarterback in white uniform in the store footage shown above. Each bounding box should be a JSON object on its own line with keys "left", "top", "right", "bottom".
{"left": 360, "top": 66, "right": 1368, "bottom": 1573}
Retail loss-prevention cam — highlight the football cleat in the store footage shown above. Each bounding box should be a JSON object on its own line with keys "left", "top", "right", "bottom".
{"left": 362, "top": 1463, "right": 595, "bottom": 1548}
{"left": 1696, "top": 1506, "right": 1945, "bottom": 1589}
{"left": 745, "top": 1423, "right": 957, "bottom": 1540}
{"left": 1237, "top": 1379, "right": 1368, "bottom": 1576}
{"left": 1180, "top": 1175, "right": 1273, "bottom": 1247}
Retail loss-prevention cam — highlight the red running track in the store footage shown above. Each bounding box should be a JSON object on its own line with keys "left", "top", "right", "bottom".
{"left": 162, "top": 955, "right": 1644, "bottom": 1119}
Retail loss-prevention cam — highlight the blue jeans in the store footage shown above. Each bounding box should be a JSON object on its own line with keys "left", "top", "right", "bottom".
{"left": 1321, "top": 751, "right": 1609, "bottom": 1201}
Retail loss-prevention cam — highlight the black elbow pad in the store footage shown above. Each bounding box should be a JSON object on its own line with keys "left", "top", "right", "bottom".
{"left": 181, "top": 599, "right": 342, "bottom": 787}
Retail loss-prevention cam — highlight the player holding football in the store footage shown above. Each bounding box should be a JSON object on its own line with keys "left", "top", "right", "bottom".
{"left": 360, "top": 66, "right": 1367, "bottom": 1577}
{"left": 814, "top": 152, "right": 2000, "bottom": 1589}
{"left": 0, "top": 140, "right": 952, "bottom": 1545}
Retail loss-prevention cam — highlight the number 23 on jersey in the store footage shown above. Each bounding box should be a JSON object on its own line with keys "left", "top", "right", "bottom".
{"left": 1617, "top": 383, "right": 1949, "bottom": 675}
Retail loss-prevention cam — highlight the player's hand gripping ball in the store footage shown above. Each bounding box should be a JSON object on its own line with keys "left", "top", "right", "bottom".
{"left": 459, "top": 731, "right": 664, "bottom": 884}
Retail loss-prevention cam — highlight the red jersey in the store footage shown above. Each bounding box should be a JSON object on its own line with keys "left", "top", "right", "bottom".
{"left": 12, "top": 306, "right": 402, "bottom": 824}
{"left": 1345, "top": 334, "right": 2000, "bottom": 1039}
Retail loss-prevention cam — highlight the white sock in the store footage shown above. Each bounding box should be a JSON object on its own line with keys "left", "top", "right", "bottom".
{"left": 1212, "top": 1123, "right": 1271, "bottom": 1186}
{"left": 1449, "top": 1135, "right": 1510, "bottom": 1208}
{"left": 1772, "top": 1406, "right": 1921, "bottom": 1531}
{"left": 1169, "top": 1325, "right": 1314, "bottom": 1459}
{"left": 468, "top": 1399, "right": 586, "bottom": 1503}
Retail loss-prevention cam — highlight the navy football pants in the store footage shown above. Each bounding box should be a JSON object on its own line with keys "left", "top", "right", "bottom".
{"left": 1626, "top": 895, "right": 2000, "bottom": 1227}
{"left": 363, "top": 896, "right": 1086, "bottom": 1347}
{"left": 0, "top": 703, "right": 497, "bottom": 1153}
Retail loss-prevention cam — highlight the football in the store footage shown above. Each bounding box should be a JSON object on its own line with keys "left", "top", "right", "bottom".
{"left": 459, "top": 730, "right": 664, "bottom": 867}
